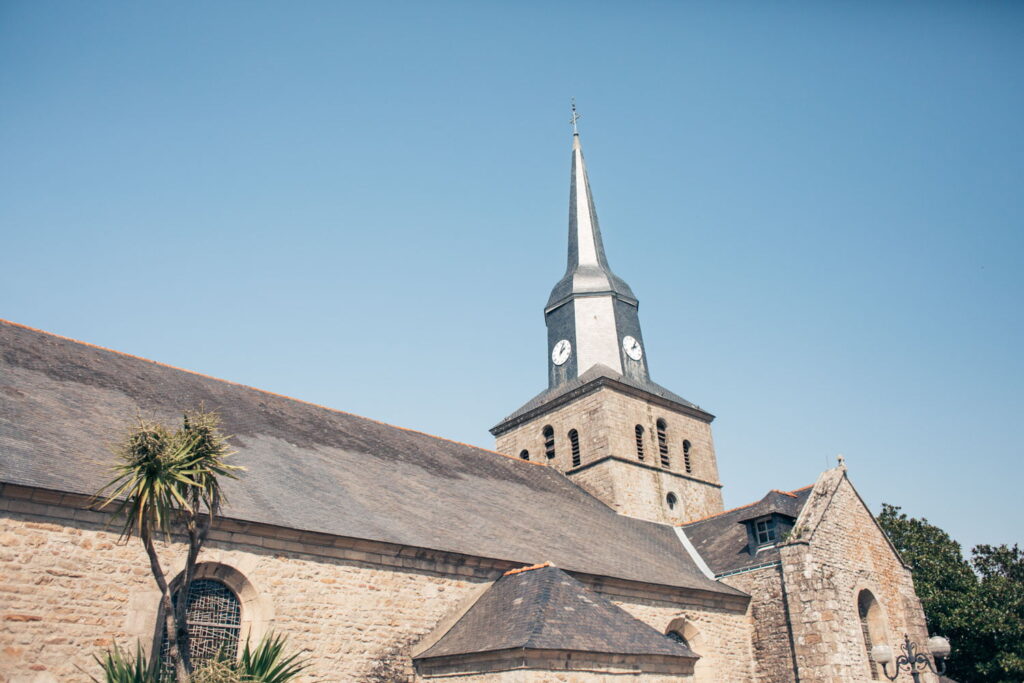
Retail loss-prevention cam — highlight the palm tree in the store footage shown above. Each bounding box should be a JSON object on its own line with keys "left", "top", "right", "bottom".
{"left": 97, "top": 409, "right": 239, "bottom": 683}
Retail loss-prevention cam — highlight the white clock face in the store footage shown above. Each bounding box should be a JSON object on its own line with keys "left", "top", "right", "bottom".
{"left": 622, "top": 335, "right": 643, "bottom": 361}
{"left": 551, "top": 339, "right": 572, "bottom": 366}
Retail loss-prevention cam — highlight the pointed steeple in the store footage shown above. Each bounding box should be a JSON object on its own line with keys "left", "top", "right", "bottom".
{"left": 543, "top": 116, "right": 650, "bottom": 389}
{"left": 546, "top": 132, "right": 637, "bottom": 311}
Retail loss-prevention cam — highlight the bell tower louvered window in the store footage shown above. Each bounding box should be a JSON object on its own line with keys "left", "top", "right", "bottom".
{"left": 542, "top": 425, "right": 555, "bottom": 459}
{"left": 634, "top": 425, "right": 645, "bottom": 460}
{"left": 683, "top": 439, "right": 692, "bottom": 473}
{"left": 568, "top": 429, "right": 581, "bottom": 467}
{"left": 656, "top": 419, "right": 670, "bottom": 468}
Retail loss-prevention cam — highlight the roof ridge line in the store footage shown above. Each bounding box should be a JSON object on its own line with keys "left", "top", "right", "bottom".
{"left": 503, "top": 561, "right": 553, "bottom": 576}
{"left": 0, "top": 318, "right": 546, "bottom": 470}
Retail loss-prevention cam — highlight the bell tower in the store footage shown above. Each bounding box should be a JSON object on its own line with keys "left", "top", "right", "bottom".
{"left": 492, "top": 116, "right": 725, "bottom": 525}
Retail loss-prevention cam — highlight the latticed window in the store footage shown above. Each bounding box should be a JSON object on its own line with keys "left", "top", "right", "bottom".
{"left": 519, "top": 449, "right": 529, "bottom": 461}
{"left": 656, "top": 419, "right": 670, "bottom": 468}
{"left": 542, "top": 425, "right": 555, "bottom": 459}
{"left": 568, "top": 429, "right": 581, "bottom": 467}
{"left": 160, "top": 579, "right": 241, "bottom": 676}
{"left": 634, "top": 425, "right": 645, "bottom": 460}
{"left": 683, "top": 439, "right": 692, "bottom": 473}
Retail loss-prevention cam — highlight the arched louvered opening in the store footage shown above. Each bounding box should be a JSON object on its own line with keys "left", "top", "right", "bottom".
{"left": 568, "top": 429, "right": 581, "bottom": 467}
{"left": 542, "top": 425, "right": 555, "bottom": 459}
{"left": 656, "top": 418, "right": 670, "bottom": 468}
{"left": 519, "top": 449, "right": 529, "bottom": 461}
{"left": 634, "top": 425, "right": 645, "bottom": 460}
{"left": 160, "top": 579, "right": 241, "bottom": 675}
{"left": 666, "top": 492, "right": 678, "bottom": 510}
{"left": 858, "top": 590, "right": 883, "bottom": 680}
{"left": 683, "top": 439, "right": 692, "bottom": 473}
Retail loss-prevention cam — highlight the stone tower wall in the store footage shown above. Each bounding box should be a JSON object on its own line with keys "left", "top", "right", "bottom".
{"left": 494, "top": 386, "right": 723, "bottom": 523}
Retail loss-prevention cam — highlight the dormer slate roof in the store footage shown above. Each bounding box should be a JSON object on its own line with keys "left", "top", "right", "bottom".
{"left": 0, "top": 319, "right": 742, "bottom": 597}
{"left": 681, "top": 487, "right": 813, "bottom": 576}
{"left": 414, "top": 564, "right": 698, "bottom": 661}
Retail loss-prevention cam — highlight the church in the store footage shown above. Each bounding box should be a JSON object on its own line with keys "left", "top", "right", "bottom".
{"left": 0, "top": 127, "right": 936, "bottom": 682}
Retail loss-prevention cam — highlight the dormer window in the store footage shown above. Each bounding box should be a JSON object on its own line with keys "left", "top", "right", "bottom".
{"left": 754, "top": 517, "right": 777, "bottom": 546}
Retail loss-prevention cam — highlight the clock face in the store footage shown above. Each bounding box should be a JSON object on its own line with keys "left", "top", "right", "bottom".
{"left": 622, "top": 335, "right": 643, "bottom": 361}
{"left": 551, "top": 339, "right": 572, "bottom": 366}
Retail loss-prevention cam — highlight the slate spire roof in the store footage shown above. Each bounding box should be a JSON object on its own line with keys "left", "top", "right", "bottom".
{"left": 414, "top": 564, "right": 698, "bottom": 661}
{"left": 546, "top": 132, "right": 637, "bottom": 311}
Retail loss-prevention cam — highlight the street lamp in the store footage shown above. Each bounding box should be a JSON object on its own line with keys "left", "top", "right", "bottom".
{"left": 871, "top": 633, "right": 951, "bottom": 681}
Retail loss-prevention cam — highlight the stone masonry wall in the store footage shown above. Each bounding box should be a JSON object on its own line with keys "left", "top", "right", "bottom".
{"left": 780, "top": 473, "right": 934, "bottom": 683}
{"left": 1, "top": 488, "right": 751, "bottom": 683}
{"left": 722, "top": 566, "right": 797, "bottom": 683}
{"left": 494, "top": 387, "right": 723, "bottom": 524}
{"left": 568, "top": 460, "right": 723, "bottom": 525}
{"left": 612, "top": 593, "right": 754, "bottom": 683}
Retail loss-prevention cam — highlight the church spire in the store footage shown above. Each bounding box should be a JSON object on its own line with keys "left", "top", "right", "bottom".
{"left": 546, "top": 116, "right": 636, "bottom": 312}
{"left": 544, "top": 107, "right": 649, "bottom": 389}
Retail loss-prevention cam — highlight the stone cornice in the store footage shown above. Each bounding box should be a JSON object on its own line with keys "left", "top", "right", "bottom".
{"left": 0, "top": 482, "right": 742, "bottom": 605}
{"left": 567, "top": 456, "right": 723, "bottom": 489}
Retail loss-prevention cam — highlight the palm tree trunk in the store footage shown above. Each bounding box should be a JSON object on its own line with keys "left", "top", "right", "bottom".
{"left": 142, "top": 527, "right": 189, "bottom": 683}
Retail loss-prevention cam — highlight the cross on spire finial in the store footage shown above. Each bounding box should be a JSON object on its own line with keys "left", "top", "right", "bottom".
{"left": 569, "top": 98, "right": 581, "bottom": 135}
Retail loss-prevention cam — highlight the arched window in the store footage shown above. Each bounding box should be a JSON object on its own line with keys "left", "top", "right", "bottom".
{"left": 656, "top": 419, "right": 670, "bottom": 468}
{"left": 666, "top": 492, "right": 677, "bottom": 510}
{"left": 568, "top": 429, "right": 581, "bottom": 467}
{"left": 634, "top": 425, "right": 645, "bottom": 460}
{"left": 858, "top": 590, "right": 883, "bottom": 680}
{"left": 519, "top": 449, "right": 529, "bottom": 461}
{"left": 160, "top": 579, "right": 241, "bottom": 673}
{"left": 542, "top": 425, "right": 555, "bottom": 459}
{"left": 683, "top": 439, "right": 692, "bottom": 473}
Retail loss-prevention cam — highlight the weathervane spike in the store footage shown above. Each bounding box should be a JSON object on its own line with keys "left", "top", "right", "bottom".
{"left": 569, "top": 98, "right": 581, "bottom": 135}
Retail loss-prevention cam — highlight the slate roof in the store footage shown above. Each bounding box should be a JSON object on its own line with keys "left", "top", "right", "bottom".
{"left": 492, "top": 363, "right": 709, "bottom": 434}
{"left": 415, "top": 564, "right": 698, "bottom": 660}
{"left": 0, "top": 319, "right": 742, "bottom": 596}
{"left": 681, "top": 487, "right": 813, "bottom": 576}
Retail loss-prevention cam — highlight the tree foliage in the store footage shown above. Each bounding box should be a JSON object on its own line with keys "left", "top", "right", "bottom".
{"left": 878, "top": 504, "right": 1024, "bottom": 683}
{"left": 97, "top": 409, "right": 240, "bottom": 682}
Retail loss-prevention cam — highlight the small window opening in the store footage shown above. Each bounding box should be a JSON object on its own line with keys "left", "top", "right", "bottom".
{"left": 519, "top": 449, "right": 529, "bottom": 461}
{"left": 666, "top": 492, "right": 677, "bottom": 510}
{"left": 542, "top": 425, "right": 555, "bottom": 459}
{"left": 859, "top": 590, "right": 881, "bottom": 680}
{"left": 755, "top": 517, "right": 777, "bottom": 546}
{"left": 683, "top": 440, "right": 692, "bottom": 473}
{"left": 656, "top": 419, "right": 670, "bottom": 468}
{"left": 634, "top": 425, "right": 645, "bottom": 460}
{"left": 568, "top": 429, "right": 581, "bottom": 467}
{"left": 667, "top": 630, "right": 689, "bottom": 648}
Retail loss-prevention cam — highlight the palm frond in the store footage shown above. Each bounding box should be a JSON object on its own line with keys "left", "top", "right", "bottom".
{"left": 237, "top": 633, "right": 309, "bottom": 683}
{"left": 89, "top": 642, "right": 155, "bottom": 683}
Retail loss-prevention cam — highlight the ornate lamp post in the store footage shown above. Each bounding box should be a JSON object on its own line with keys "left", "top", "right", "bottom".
{"left": 871, "top": 634, "right": 951, "bottom": 682}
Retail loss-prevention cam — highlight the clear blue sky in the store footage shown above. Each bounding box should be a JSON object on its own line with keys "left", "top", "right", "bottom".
{"left": 2, "top": 2, "right": 1021, "bottom": 552}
